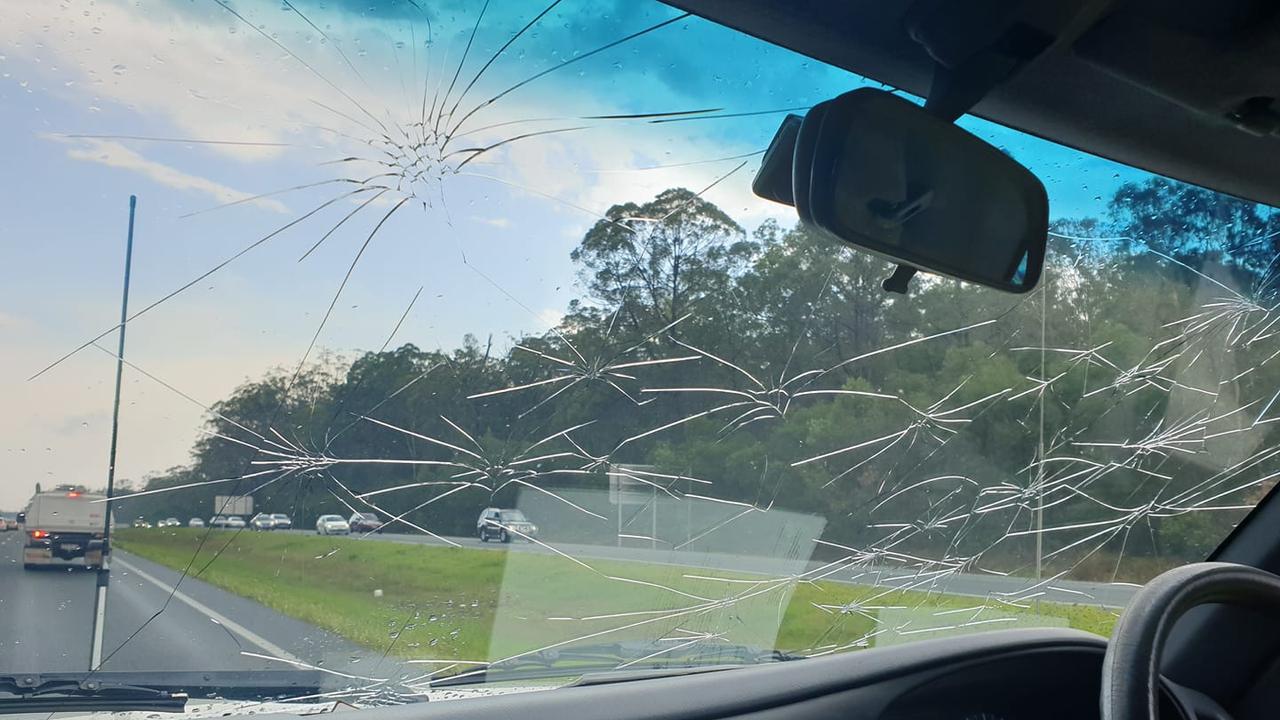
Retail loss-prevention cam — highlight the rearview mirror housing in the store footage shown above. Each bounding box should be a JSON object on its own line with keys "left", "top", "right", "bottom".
{"left": 767, "top": 89, "right": 1048, "bottom": 294}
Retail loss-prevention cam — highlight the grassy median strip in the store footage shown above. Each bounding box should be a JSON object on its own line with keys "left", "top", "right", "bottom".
{"left": 115, "top": 529, "right": 1118, "bottom": 664}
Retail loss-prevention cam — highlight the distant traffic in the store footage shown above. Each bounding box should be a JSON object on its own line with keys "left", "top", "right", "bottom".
{"left": 9, "top": 489, "right": 542, "bottom": 567}
{"left": 120, "top": 510, "right": 456, "bottom": 536}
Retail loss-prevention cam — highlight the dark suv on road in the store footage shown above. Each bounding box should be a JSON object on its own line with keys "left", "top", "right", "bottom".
{"left": 348, "top": 512, "right": 384, "bottom": 533}
{"left": 477, "top": 508, "right": 537, "bottom": 543}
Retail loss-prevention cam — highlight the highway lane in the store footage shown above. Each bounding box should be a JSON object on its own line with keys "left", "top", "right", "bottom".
{"left": 0, "top": 531, "right": 371, "bottom": 675}
{"left": 284, "top": 528, "right": 1138, "bottom": 608}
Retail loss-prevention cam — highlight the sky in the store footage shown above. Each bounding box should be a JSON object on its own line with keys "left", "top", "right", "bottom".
{"left": 0, "top": 0, "right": 1148, "bottom": 509}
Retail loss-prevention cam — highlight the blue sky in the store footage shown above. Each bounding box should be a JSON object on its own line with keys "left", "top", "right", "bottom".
{"left": 0, "top": 0, "right": 1147, "bottom": 508}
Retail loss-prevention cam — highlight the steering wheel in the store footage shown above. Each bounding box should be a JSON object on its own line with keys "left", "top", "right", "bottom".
{"left": 1101, "top": 561, "right": 1280, "bottom": 719}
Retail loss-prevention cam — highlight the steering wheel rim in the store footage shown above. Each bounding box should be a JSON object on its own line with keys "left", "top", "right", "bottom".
{"left": 1101, "top": 561, "right": 1280, "bottom": 720}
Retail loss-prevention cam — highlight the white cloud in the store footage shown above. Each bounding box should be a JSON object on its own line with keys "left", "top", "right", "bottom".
{"left": 495, "top": 126, "right": 796, "bottom": 235}
{"left": 51, "top": 136, "right": 290, "bottom": 213}
{"left": 536, "top": 307, "right": 563, "bottom": 329}
{"left": 3, "top": 0, "right": 798, "bottom": 232}
{"left": 0, "top": 310, "right": 26, "bottom": 331}
{"left": 473, "top": 216, "right": 512, "bottom": 229}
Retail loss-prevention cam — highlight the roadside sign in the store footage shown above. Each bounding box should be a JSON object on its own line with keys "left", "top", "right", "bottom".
{"left": 213, "top": 495, "right": 253, "bottom": 515}
{"left": 607, "top": 464, "right": 656, "bottom": 505}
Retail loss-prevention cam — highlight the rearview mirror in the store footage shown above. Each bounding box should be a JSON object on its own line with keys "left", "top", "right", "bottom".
{"left": 760, "top": 89, "right": 1048, "bottom": 294}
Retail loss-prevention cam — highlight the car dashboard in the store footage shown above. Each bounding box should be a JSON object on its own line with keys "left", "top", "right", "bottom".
{"left": 269, "top": 629, "right": 1195, "bottom": 720}
{"left": 877, "top": 642, "right": 1184, "bottom": 720}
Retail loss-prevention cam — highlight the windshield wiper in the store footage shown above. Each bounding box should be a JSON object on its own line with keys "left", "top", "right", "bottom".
{"left": 0, "top": 670, "right": 324, "bottom": 715}
{"left": 0, "top": 674, "right": 186, "bottom": 715}
{"left": 430, "top": 640, "right": 804, "bottom": 688}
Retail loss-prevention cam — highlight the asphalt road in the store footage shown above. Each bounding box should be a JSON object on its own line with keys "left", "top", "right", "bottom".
{"left": 283, "top": 528, "right": 1139, "bottom": 608}
{"left": 0, "top": 530, "right": 368, "bottom": 675}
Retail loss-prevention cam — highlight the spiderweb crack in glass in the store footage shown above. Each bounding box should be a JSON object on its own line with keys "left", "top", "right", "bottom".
{"left": 7, "top": 0, "right": 1280, "bottom": 703}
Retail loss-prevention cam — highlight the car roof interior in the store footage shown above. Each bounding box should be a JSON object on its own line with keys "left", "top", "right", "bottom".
{"left": 660, "top": 0, "right": 1280, "bottom": 207}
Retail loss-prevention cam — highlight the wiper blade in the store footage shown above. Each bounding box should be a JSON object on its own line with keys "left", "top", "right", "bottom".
{"left": 430, "top": 641, "right": 804, "bottom": 688}
{"left": 569, "top": 664, "right": 746, "bottom": 686}
{"left": 0, "top": 675, "right": 186, "bottom": 715}
{"left": 0, "top": 670, "right": 324, "bottom": 715}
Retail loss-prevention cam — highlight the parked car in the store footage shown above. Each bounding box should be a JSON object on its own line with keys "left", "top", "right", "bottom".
{"left": 249, "top": 513, "right": 276, "bottom": 531}
{"left": 269, "top": 513, "right": 292, "bottom": 530}
{"left": 476, "top": 508, "right": 537, "bottom": 543}
{"left": 159, "top": 517, "right": 181, "bottom": 528}
{"left": 315, "top": 514, "right": 350, "bottom": 535}
{"left": 210, "top": 515, "right": 229, "bottom": 528}
{"left": 348, "top": 512, "right": 384, "bottom": 533}
{"left": 132, "top": 517, "right": 152, "bottom": 529}
{"left": 0, "top": 518, "right": 8, "bottom": 532}
{"left": 226, "top": 516, "right": 246, "bottom": 529}
{"left": 187, "top": 517, "right": 205, "bottom": 528}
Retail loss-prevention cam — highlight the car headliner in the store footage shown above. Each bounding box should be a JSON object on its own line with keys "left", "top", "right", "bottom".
{"left": 660, "top": 0, "right": 1280, "bottom": 207}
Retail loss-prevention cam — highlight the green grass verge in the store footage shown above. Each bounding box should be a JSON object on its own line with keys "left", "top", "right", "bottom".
{"left": 115, "top": 529, "right": 1118, "bottom": 663}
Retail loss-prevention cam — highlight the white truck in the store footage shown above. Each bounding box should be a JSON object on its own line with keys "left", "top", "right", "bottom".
{"left": 22, "top": 485, "right": 112, "bottom": 570}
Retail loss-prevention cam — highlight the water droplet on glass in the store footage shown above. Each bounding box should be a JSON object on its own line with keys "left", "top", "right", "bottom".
{"left": 111, "top": 64, "right": 126, "bottom": 75}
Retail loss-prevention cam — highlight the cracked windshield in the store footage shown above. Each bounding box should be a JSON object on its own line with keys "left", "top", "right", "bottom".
{"left": 3, "top": 0, "right": 1280, "bottom": 708}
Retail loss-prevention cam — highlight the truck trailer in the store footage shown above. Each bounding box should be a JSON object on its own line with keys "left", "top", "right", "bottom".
{"left": 22, "top": 485, "right": 111, "bottom": 570}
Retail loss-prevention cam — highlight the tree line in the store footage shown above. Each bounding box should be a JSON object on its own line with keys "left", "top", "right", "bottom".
{"left": 115, "top": 179, "right": 1280, "bottom": 580}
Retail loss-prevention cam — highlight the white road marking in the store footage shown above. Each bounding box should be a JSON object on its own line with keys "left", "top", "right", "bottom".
{"left": 114, "top": 555, "right": 301, "bottom": 662}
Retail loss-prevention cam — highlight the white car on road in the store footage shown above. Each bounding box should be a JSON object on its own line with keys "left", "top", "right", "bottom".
{"left": 249, "top": 513, "right": 276, "bottom": 531}
{"left": 315, "top": 515, "right": 350, "bottom": 535}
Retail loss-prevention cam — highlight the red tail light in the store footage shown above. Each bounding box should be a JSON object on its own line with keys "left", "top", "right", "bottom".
{"left": 67, "top": 491, "right": 80, "bottom": 498}
{"left": 30, "top": 529, "right": 49, "bottom": 539}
